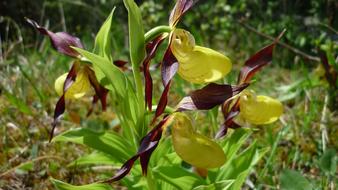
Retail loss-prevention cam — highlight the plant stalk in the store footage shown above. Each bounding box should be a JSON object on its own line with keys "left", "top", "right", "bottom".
{"left": 145, "top": 169, "right": 156, "bottom": 190}
{"left": 144, "top": 25, "right": 172, "bottom": 43}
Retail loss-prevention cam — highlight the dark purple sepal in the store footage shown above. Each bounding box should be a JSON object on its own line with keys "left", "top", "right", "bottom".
{"left": 25, "top": 18, "right": 83, "bottom": 58}
{"left": 143, "top": 35, "right": 166, "bottom": 111}
{"left": 152, "top": 46, "right": 178, "bottom": 124}
{"left": 87, "top": 68, "right": 109, "bottom": 111}
{"left": 50, "top": 62, "right": 79, "bottom": 142}
{"left": 169, "top": 0, "right": 195, "bottom": 27}
{"left": 177, "top": 83, "right": 249, "bottom": 111}
{"left": 104, "top": 116, "right": 170, "bottom": 182}
{"left": 215, "top": 110, "right": 241, "bottom": 139}
{"left": 238, "top": 30, "right": 285, "bottom": 83}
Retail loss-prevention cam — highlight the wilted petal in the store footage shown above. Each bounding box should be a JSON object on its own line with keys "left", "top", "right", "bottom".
{"left": 239, "top": 91, "right": 283, "bottom": 125}
{"left": 171, "top": 29, "right": 232, "bottom": 84}
{"left": 25, "top": 18, "right": 83, "bottom": 58}
{"left": 172, "top": 113, "right": 226, "bottom": 168}
{"left": 54, "top": 68, "right": 92, "bottom": 99}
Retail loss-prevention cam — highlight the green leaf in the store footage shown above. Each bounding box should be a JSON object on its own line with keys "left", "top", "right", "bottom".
{"left": 153, "top": 165, "right": 205, "bottom": 190}
{"left": 193, "top": 180, "right": 234, "bottom": 190}
{"left": 15, "top": 162, "right": 34, "bottom": 175}
{"left": 222, "top": 128, "right": 252, "bottom": 161}
{"left": 93, "top": 8, "right": 115, "bottom": 90}
{"left": 150, "top": 138, "right": 173, "bottom": 165}
{"left": 217, "top": 142, "right": 258, "bottom": 181}
{"left": 123, "top": 0, "right": 145, "bottom": 67}
{"left": 53, "top": 128, "right": 134, "bottom": 162}
{"left": 4, "top": 91, "right": 32, "bottom": 115}
{"left": 68, "top": 152, "right": 116, "bottom": 167}
{"left": 280, "top": 170, "right": 313, "bottom": 190}
{"left": 215, "top": 142, "right": 268, "bottom": 189}
{"left": 94, "top": 7, "right": 115, "bottom": 60}
{"left": 51, "top": 178, "right": 113, "bottom": 190}
{"left": 74, "top": 47, "right": 128, "bottom": 97}
{"left": 319, "top": 148, "right": 337, "bottom": 175}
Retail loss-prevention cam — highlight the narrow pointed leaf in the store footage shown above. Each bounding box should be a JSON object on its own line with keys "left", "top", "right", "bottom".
{"left": 51, "top": 178, "right": 113, "bottom": 190}
{"left": 73, "top": 47, "right": 128, "bottom": 97}
{"left": 153, "top": 165, "right": 205, "bottom": 189}
{"left": 25, "top": 18, "right": 83, "bottom": 58}
{"left": 94, "top": 8, "right": 115, "bottom": 60}
{"left": 92, "top": 8, "right": 116, "bottom": 90}
{"left": 177, "top": 83, "right": 249, "bottom": 111}
{"left": 52, "top": 128, "right": 134, "bottom": 162}
{"left": 123, "top": 0, "right": 145, "bottom": 66}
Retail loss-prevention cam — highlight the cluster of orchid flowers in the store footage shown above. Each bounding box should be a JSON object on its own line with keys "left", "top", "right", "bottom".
{"left": 27, "top": 0, "right": 284, "bottom": 183}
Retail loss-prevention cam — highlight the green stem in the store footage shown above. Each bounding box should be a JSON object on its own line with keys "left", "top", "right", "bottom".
{"left": 145, "top": 169, "right": 156, "bottom": 190}
{"left": 131, "top": 61, "right": 146, "bottom": 138}
{"left": 144, "top": 25, "right": 172, "bottom": 43}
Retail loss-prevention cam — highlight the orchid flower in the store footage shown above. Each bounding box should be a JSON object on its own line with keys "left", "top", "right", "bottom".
{"left": 238, "top": 90, "right": 283, "bottom": 125}
{"left": 54, "top": 66, "right": 93, "bottom": 100}
{"left": 170, "top": 29, "right": 232, "bottom": 84}
{"left": 26, "top": 18, "right": 109, "bottom": 140}
{"left": 172, "top": 113, "right": 226, "bottom": 168}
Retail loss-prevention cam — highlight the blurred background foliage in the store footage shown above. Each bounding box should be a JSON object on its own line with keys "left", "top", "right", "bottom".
{"left": 1, "top": 0, "right": 337, "bottom": 66}
{"left": 0, "top": 0, "right": 337, "bottom": 189}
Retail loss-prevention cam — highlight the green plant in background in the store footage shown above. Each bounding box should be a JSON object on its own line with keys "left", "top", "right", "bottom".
{"left": 25, "top": 0, "right": 288, "bottom": 189}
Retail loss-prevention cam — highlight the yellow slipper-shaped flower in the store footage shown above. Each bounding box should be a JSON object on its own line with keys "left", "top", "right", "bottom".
{"left": 239, "top": 91, "right": 283, "bottom": 125}
{"left": 54, "top": 68, "right": 92, "bottom": 99}
{"left": 172, "top": 113, "right": 226, "bottom": 168}
{"left": 170, "top": 29, "right": 232, "bottom": 84}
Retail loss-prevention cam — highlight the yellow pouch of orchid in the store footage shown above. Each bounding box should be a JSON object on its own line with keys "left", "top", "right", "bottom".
{"left": 54, "top": 68, "right": 92, "bottom": 99}
{"left": 239, "top": 91, "right": 283, "bottom": 125}
{"left": 171, "top": 29, "right": 232, "bottom": 84}
{"left": 172, "top": 113, "right": 226, "bottom": 168}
